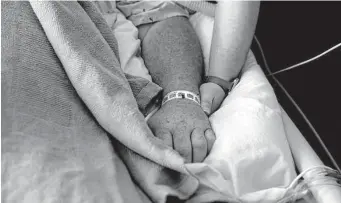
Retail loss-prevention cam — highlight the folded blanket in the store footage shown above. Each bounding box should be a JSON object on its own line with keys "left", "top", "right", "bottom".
{"left": 1, "top": 1, "right": 198, "bottom": 203}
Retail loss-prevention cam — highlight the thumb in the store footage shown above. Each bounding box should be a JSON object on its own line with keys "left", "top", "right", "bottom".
{"left": 201, "top": 99, "right": 213, "bottom": 115}
{"left": 200, "top": 86, "right": 214, "bottom": 115}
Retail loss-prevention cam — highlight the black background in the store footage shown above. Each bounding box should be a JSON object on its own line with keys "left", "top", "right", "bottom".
{"left": 251, "top": 2, "right": 341, "bottom": 168}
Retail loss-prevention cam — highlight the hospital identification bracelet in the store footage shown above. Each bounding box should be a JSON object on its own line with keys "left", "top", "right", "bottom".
{"left": 162, "top": 90, "right": 201, "bottom": 106}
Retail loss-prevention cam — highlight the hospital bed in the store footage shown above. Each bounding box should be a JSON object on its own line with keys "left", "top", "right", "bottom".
{"left": 189, "top": 8, "right": 341, "bottom": 203}
{"left": 2, "top": 1, "right": 340, "bottom": 203}
{"left": 113, "top": 2, "right": 341, "bottom": 201}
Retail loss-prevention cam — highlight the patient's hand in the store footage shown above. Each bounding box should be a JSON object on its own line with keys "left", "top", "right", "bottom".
{"left": 148, "top": 99, "right": 216, "bottom": 163}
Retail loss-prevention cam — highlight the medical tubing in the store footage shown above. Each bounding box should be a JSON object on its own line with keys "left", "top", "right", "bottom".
{"left": 254, "top": 36, "right": 341, "bottom": 173}
{"left": 277, "top": 166, "right": 341, "bottom": 203}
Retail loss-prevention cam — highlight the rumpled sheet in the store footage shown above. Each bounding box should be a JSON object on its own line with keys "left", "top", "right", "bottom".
{"left": 2, "top": 1, "right": 305, "bottom": 203}
{"left": 185, "top": 51, "right": 297, "bottom": 203}
{"left": 95, "top": 1, "right": 153, "bottom": 82}
{"left": 2, "top": 1, "right": 198, "bottom": 203}
{"left": 185, "top": 12, "right": 297, "bottom": 202}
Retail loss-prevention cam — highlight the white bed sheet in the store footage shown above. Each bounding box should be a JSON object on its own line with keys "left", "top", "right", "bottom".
{"left": 102, "top": 7, "right": 340, "bottom": 202}
{"left": 188, "top": 12, "right": 341, "bottom": 203}
{"left": 114, "top": 9, "right": 298, "bottom": 202}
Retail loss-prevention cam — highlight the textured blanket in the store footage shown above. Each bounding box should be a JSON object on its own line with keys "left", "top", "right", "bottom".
{"left": 1, "top": 1, "right": 198, "bottom": 203}
{"left": 2, "top": 1, "right": 308, "bottom": 203}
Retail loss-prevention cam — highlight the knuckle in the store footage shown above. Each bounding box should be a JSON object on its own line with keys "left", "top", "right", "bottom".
{"left": 205, "top": 129, "right": 216, "bottom": 141}
{"left": 178, "top": 147, "right": 191, "bottom": 158}
{"left": 174, "top": 134, "right": 192, "bottom": 158}
{"left": 193, "top": 134, "right": 206, "bottom": 146}
{"left": 192, "top": 129, "right": 207, "bottom": 149}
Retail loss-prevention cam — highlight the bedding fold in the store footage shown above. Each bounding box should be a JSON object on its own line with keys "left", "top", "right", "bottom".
{"left": 3, "top": 1, "right": 323, "bottom": 203}
{"left": 2, "top": 1, "right": 198, "bottom": 202}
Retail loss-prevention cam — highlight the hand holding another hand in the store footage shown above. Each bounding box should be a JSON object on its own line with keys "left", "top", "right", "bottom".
{"left": 147, "top": 99, "right": 216, "bottom": 163}
{"left": 200, "top": 82, "right": 226, "bottom": 116}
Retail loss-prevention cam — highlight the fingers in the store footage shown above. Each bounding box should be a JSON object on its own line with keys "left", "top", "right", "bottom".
{"left": 204, "top": 128, "right": 216, "bottom": 153}
{"left": 200, "top": 83, "right": 225, "bottom": 115}
{"left": 211, "top": 93, "right": 225, "bottom": 114}
{"left": 173, "top": 132, "right": 192, "bottom": 163}
{"left": 191, "top": 128, "right": 208, "bottom": 163}
{"left": 143, "top": 133, "right": 185, "bottom": 169}
{"left": 201, "top": 99, "right": 213, "bottom": 116}
{"left": 200, "top": 90, "right": 213, "bottom": 115}
{"left": 200, "top": 85, "right": 213, "bottom": 115}
{"left": 146, "top": 129, "right": 187, "bottom": 169}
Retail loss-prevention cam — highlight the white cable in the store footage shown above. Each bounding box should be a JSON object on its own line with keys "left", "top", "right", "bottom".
{"left": 254, "top": 35, "right": 341, "bottom": 173}
{"left": 287, "top": 165, "right": 335, "bottom": 190}
{"left": 278, "top": 165, "right": 339, "bottom": 203}
{"left": 267, "top": 42, "right": 341, "bottom": 76}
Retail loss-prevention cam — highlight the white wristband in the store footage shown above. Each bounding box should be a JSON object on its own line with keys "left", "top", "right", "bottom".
{"left": 162, "top": 90, "right": 200, "bottom": 106}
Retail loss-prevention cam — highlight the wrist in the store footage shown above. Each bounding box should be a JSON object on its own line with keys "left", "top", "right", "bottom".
{"left": 207, "top": 64, "right": 241, "bottom": 82}
{"left": 162, "top": 81, "right": 200, "bottom": 97}
{"left": 204, "top": 75, "right": 240, "bottom": 94}
{"left": 162, "top": 90, "right": 201, "bottom": 107}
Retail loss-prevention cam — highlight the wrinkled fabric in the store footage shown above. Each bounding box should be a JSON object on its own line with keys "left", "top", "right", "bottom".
{"left": 183, "top": 13, "right": 298, "bottom": 203}
{"left": 3, "top": 1, "right": 331, "bottom": 203}
{"left": 1, "top": 1, "right": 198, "bottom": 203}
{"left": 95, "top": 1, "right": 153, "bottom": 81}
{"left": 185, "top": 51, "right": 297, "bottom": 203}
{"left": 116, "top": 0, "right": 190, "bottom": 26}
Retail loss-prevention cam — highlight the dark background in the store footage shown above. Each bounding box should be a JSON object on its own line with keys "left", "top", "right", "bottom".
{"left": 250, "top": 2, "right": 341, "bottom": 168}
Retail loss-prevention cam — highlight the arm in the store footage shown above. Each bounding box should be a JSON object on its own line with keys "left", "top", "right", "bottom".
{"left": 208, "top": 1, "right": 260, "bottom": 81}
{"left": 139, "top": 16, "right": 203, "bottom": 97}
{"left": 138, "top": 16, "right": 215, "bottom": 163}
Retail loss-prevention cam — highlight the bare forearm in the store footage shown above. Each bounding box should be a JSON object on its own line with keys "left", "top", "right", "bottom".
{"left": 139, "top": 16, "right": 204, "bottom": 96}
{"left": 209, "top": 1, "right": 260, "bottom": 81}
